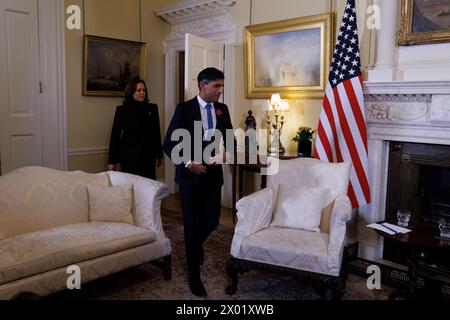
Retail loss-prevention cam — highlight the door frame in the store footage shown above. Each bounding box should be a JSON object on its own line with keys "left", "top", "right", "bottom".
{"left": 38, "top": 0, "right": 67, "bottom": 171}
{"left": 164, "top": 37, "right": 236, "bottom": 203}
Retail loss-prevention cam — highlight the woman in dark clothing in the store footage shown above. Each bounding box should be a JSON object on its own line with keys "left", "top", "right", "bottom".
{"left": 108, "top": 77, "right": 163, "bottom": 180}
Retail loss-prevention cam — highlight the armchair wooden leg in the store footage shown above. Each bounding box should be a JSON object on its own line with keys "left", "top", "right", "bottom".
{"left": 225, "top": 257, "right": 239, "bottom": 295}
{"left": 331, "top": 278, "right": 346, "bottom": 300}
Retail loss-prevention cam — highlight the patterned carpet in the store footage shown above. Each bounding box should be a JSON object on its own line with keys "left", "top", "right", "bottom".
{"left": 49, "top": 208, "right": 393, "bottom": 300}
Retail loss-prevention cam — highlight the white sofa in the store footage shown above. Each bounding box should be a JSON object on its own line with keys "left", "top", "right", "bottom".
{"left": 0, "top": 166, "right": 172, "bottom": 299}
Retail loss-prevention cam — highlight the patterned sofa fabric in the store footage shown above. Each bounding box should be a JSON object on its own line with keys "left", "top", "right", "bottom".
{"left": 0, "top": 166, "right": 171, "bottom": 299}
{"left": 0, "top": 222, "right": 157, "bottom": 285}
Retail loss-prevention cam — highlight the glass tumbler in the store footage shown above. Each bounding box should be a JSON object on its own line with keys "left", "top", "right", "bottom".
{"left": 439, "top": 218, "right": 450, "bottom": 239}
{"left": 396, "top": 209, "right": 411, "bottom": 227}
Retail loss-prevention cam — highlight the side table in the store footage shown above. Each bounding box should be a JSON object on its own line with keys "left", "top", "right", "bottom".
{"left": 372, "top": 221, "right": 450, "bottom": 299}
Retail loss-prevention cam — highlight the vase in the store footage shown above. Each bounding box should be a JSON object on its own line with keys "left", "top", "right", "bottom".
{"left": 297, "top": 140, "right": 312, "bottom": 157}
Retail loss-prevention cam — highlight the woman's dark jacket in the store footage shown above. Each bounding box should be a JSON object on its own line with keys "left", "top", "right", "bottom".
{"left": 108, "top": 102, "right": 163, "bottom": 168}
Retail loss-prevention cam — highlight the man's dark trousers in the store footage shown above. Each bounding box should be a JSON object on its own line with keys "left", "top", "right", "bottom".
{"left": 179, "top": 168, "right": 221, "bottom": 276}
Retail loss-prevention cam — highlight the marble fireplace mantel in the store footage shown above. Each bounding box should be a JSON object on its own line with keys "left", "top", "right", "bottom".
{"left": 357, "top": 81, "right": 450, "bottom": 262}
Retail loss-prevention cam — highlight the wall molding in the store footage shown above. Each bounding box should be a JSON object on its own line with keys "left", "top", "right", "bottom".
{"left": 68, "top": 147, "right": 108, "bottom": 157}
{"left": 155, "top": 0, "right": 237, "bottom": 43}
{"left": 155, "top": 0, "right": 236, "bottom": 24}
{"left": 364, "top": 81, "right": 450, "bottom": 95}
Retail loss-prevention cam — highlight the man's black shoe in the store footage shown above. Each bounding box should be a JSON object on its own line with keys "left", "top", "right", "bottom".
{"left": 189, "top": 275, "right": 207, "bottom": 297}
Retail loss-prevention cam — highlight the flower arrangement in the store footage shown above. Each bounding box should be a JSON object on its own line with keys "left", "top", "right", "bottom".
{"left": 292, "top": 126, "right": 315, "bottom": 142}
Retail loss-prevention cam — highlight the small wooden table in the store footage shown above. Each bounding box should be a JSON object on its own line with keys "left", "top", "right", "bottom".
{"left": 231, "top": 152, "right": 299, "bottom": 223}
{"left": 373, "top": 221, "right": 450, "bottom": 299}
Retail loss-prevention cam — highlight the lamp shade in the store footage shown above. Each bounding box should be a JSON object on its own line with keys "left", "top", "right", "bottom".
{"left": 270, "top": 93, "right": 281, "bottom": 105}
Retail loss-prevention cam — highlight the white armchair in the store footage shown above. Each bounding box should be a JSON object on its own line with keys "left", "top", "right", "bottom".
{"left": 226, "top": 158, "right": 357, "bottom": 299}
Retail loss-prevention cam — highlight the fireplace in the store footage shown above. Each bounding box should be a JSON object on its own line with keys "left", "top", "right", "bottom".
{"left": 358, "top": 80, "right": 450, "bottom": 263}
{"left": 384, "top": 141, "right": 450, "bottom": 266}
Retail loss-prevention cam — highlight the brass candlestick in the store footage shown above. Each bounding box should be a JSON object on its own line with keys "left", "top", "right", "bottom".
{"left": 264, "top": 94, "right": 289, "bottom": 156}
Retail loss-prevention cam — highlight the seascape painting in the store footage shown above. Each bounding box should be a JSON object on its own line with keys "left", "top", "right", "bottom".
{"left": 399, "top": 0, "right": 450, "bottom": 45}
{"left": 83, "top": 35, "right": 146, "bottom": 96}
{"left": 413, "top": 0, "right": 450, "bottom": 33}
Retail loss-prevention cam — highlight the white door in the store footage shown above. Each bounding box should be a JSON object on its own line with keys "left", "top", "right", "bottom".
{"left": 185, "top": 33, "right": 224, "bottom": 100}
{"left": 0, "top": 0, "right": 42, "bottom": 175}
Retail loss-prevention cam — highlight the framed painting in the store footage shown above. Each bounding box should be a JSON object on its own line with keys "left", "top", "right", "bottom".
{"left": 83, "top": 35, "right": 146, "bottom": 96}
{"left": 398, "top": 0, "right": 450, "bottom": 46}
{"left": 244, "top": 13, "right": 334, "bottom": 99}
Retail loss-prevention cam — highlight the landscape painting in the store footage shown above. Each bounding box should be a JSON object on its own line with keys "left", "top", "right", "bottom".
{"left": 254, "top": 28, "right": 321, "bottom": 88}
{"left": 245, "top": 13, "right": 333, "bottom": 99}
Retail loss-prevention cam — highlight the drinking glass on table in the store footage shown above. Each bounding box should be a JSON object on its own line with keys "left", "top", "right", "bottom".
{"left": 439, "top": 218, "right": 450, "bottom": 239}
{"left": 396, "top": 209, "right": 411, "bottom": 227}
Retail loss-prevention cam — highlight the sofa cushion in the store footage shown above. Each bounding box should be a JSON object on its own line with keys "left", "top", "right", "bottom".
{"left": 87, "top": 184, "right": 134, "bottom": 225}
{"left": 237, "top": 227, "right": 337, "bottom": 276}
{"left": 0, "top": 222, "right": 157, "bottom": 285}
{"left": 0, "top": 167, "right": 109, "bottom": 238}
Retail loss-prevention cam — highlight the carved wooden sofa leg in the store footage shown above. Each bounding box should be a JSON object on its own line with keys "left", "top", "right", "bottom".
{"left": 162, "top": 255, "right": 172, "bottom": 280}
{"left": 150, "top": 254, "right": 172, "bottom": 281}
{"left": 225, "top": 257, "right": 239, "bottom": 295}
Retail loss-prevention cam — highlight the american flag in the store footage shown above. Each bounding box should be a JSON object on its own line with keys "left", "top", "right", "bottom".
{"left": 314, "top": 0, "right": 370, "bottom": 208}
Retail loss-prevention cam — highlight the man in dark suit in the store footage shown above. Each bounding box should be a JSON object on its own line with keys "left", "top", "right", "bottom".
{"left": 163, "top": 68, "right": 233, "bottom": 297}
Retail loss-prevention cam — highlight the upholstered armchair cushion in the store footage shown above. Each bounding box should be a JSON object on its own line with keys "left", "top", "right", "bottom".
{"left": 238, "top": 227, "right": 331, "bottom": 275}
{"left": 271, "top": 184, "right": 328, "bottom": 232}
{"left": 267, "top": 158, "right": 351, "bottom": 234}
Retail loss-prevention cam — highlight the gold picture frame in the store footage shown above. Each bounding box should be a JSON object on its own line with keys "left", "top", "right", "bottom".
{"left": 244, "top": 13, "right": 334, "bottom": 99}
{"left": 83, "top": 35, "right": 146, "bottom": 96}
{"left": 398, "top": 0, "right": 450, "bottom": 46}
